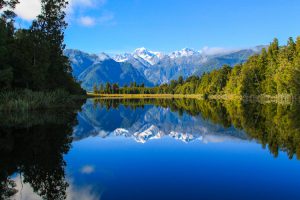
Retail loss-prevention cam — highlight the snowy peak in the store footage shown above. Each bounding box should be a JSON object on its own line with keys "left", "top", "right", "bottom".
{"left": 113, "top": 47, "right": 203, "bottom": 65}
{"left": 114, "top": 53, "right": 132, "bottom": 62}
{"left": 169, "top": 48, "right": 199, "bottom": 59}
{"left": 134, "top": 47, "right": 151, "bottom": 55}
{"left": 114, "top": 47, "right": 164, "bottom": 65}
{"left": 133, "top": 47, "right": 163, "bottom": 65}
{"left": 114, "top": 47, "right": 203, "bottom": 65}
{"left": 98, "top": 52, "right": 111, "bottom": 61}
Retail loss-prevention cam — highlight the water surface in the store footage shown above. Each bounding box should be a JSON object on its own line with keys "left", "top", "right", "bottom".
{"left": 1, "top": 99, "right": 300, "bottom": 200}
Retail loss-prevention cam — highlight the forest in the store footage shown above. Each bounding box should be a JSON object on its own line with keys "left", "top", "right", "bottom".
{"left": 0, "top": 0, "right": 83, "bottom": 94}
{"left": 93, "top": 37, "right": 300, "bottom": 99}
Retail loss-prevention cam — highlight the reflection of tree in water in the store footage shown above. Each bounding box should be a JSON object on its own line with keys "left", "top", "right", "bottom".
{"left": 94, "top": 98, "right": 300, "bottom": 160}
{"left": 236, "top": 102, "right": 300, "bottom": 159}
{"left": 0, "top": 102, "right": 83, "bottom": 199}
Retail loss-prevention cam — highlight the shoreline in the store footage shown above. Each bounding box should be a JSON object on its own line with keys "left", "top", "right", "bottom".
{"left": 87, "top": 93, "right": 299, "bottom": 104}
{"left": 87, "top": 93, "right": 202, "bottom": 99}
{"left": 0, "top": 90, "right": 86, "bottom": 112}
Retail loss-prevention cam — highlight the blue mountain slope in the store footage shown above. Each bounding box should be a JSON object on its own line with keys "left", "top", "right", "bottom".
{"left": 78, "top": 59, "right": 153, "bottom": 90}
{"left": 64, "top": 49, "right": 99, "bottom": 78}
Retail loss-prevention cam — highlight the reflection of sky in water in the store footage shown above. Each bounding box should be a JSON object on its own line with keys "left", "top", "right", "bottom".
{"left": 10, "top": 102, "right": 300, "bottom": 200}
{"left": 62, "top": 137, "right": 300, "bottom": 200}
{"left": 12, "top": 175, "right": 102, "bottom": 200}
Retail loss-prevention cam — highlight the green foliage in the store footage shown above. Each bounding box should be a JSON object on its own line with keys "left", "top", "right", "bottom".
{"left": 0, "top": 17, "right": 14, "bottom": 89}
{"left": 224, "top": 64, "right": 242, "bottom": 94}
{"left": 0, "top": 89, "right": 83, "bottom": 112}
{"left": 0, "top": 0, "right": 84, "bottom": 94}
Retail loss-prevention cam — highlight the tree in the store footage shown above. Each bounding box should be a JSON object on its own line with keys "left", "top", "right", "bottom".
{"left": 0, "top": 0, "right": 18, "bottom": 89}
{"left": 263, "top": 38, "right": 279, "bottom": 95}
{"left": 275, "top": 37, "right": 298, "bottom": 95}
{"left": 178, "top": 76, "right": 184, "bottom": 85}
{"left": 29, "top": 0, "right": 82, "bottom": 93}
{"left": 225, "top": 64, "right": 242, "bottom": 95}
{"left": 105, "top": 82, "right": 111, "bottom": 94}
{"left": 112, "top": 83, "right": 119, "bottom": 94}
{"left": 35, "top": 0, "right": 68, "bottom": 88}
{"left": 93, "top": 84, "right": 98, "bottom": 94}
{"left": 99, "top": 84, "right": 104, "bottom": 94}
{"left": 0, "top": 18, "right": 13, "bottom": 89}
{"left": 0, "top": 0, "right": 18, "bottom": 20}
{"left": 0, "top": 0, "right": 19, "bottom": 10}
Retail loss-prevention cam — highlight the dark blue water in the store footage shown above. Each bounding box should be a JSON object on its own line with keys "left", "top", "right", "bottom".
{"left": 4, "top": 99, "right": 300, "bottom": 200}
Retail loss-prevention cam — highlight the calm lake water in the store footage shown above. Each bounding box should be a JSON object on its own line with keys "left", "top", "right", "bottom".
{"left": 1, "top": 98, "right": 300, "bottom": 200}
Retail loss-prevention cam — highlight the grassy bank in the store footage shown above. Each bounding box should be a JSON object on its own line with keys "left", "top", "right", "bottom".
{"left": 209, "top": 94, "right": 299, "bottom": 104}
{"left": 87, "top": 92, "right": 203, "bottom": 99}
{"left": 0, "top": 89, "right": 86, "bottom": 112}
{"left": 87, "top": 92, "right": 299, "bottom": 104}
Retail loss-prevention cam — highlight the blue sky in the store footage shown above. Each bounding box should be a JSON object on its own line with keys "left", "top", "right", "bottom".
{"left": 15, "top": 0, "right": 300, "bottom": 54}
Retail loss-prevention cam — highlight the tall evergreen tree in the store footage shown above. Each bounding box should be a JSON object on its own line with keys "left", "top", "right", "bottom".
{"left": 29, "top": 0, "right": 82, "bottom": 93}
{"left": 263, "top": 38, "right": 279, "bottom": 95}
{"left": 0, "top": 0, "right": 18, "bottom": 89}
{"left": 0, "top": 18, "right": 13, "bottom": 88}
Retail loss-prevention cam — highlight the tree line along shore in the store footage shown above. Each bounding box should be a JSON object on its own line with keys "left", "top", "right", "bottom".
{"left": 92, "top": 37, "right": 300, "bottom": 103}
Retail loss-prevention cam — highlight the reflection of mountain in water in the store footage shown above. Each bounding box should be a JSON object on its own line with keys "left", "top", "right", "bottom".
{"left": 73, "top": 98, "right": 300, "bottom": 160}
{"left": 73, "top": 100, "right": 247, "bottom": 143}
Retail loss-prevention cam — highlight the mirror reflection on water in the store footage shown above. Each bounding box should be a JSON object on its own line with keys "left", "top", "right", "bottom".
{"left": 1, "top": 98, "right": 300, "bottom": 200}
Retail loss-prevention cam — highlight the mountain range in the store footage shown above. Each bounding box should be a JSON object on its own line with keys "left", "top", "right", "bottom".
{"left": 65, "top": 46, "right": 265, "bottom": 90}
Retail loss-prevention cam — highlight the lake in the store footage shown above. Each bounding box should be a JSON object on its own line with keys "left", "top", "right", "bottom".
{"left": 1, "top": 98, "right": 300, "bottom": 200}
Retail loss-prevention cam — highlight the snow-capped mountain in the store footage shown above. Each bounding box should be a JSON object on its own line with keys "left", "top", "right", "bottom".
{"left": 114, "top": 47, "right": 201, "bottom": 63}
{"left": 169, "top": 48, "right": 200, "bottom": 59}
{"left": 114, "top": 53, "right": 133, "bottom": 62}
{"left": 98, "top": 52, "right": 111, "bottom": 61}
{"left": 112, "top": 46, "right": 265, "bottom": 85}
{"left": 133, "top": 47, "right": 164, "bottom": 65}
{"left": 115, "top": 47, "right": 164, "bottom": 65}
{"left": 65, "top": 45, "right": 266, "bottom": 89}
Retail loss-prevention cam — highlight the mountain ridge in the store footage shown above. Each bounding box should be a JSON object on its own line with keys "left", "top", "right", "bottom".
{"left": 65, "top": 45, "right": 266, "bottom": 90}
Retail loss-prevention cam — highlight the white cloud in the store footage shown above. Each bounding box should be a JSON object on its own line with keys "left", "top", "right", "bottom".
{"left": 70, "top": 0, "right": 106, "bottom": 8}
{"left": 98, "top": 12, "right": 114, "bottom": 24}
{"left": 67, "top": 0, "right": 107, "bottom": 15}
{"left": 79, "top": 16, "right": 96, "bottom": 27}
{"left": 67, "top": 183, "right": 102, "bottom": 200}
{"left": 80, "top": 165, "right": 95, "bottom": 174}
{"left": 14, "top": 0, "right": 109, "bottom": 22}
{"left": 12, "top": 175, "right": 41, "bottom": 200}
{"left": 200, "top": 46, "right": 238, "bottom": 56}
{"left": 12, "top": 176, "right": 102, "bottom": 200}
{"left": 78, "top": 12, "right": 115, "bottom": 27}
{"left": 15, "top": 0, "right": 41, "bottom": 21}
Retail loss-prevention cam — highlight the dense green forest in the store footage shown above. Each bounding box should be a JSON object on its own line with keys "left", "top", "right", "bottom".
{"left": 94, "top": 37, "right": 300, "bottom": 98}
{"left": 0, "top": 0, "right": 83, "bottom": 94}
